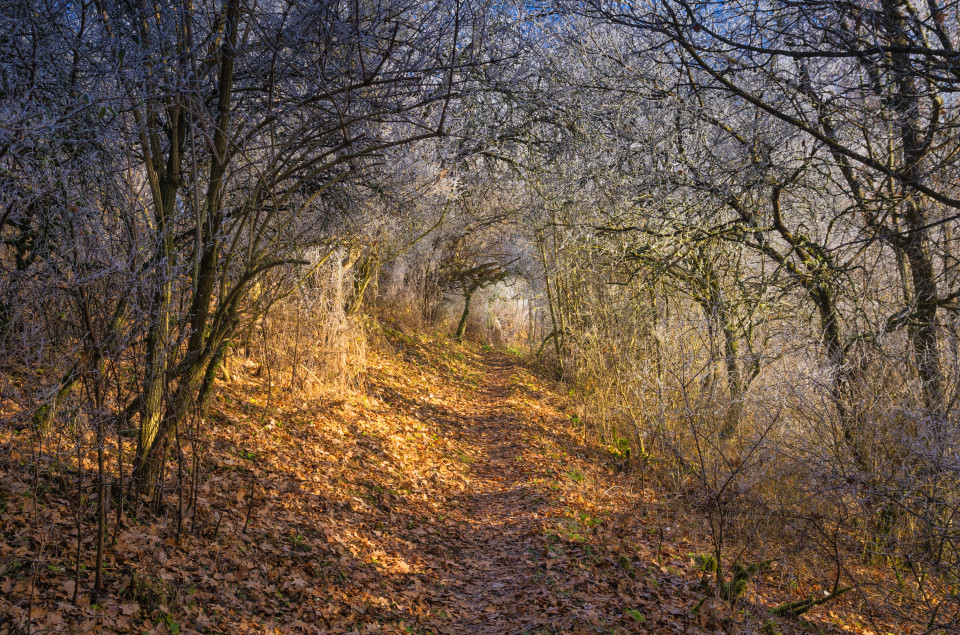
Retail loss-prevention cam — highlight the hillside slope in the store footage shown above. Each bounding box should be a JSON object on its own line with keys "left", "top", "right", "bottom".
{"left": 1, "top": 331, "right": 855, "bottom": 633}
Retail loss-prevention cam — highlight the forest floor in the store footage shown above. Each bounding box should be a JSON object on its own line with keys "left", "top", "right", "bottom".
{"left": 0, "top": 329, "right": 883, "bottom": 633}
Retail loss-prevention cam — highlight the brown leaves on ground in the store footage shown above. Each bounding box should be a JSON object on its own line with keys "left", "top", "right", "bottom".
{"left": 0, "top": 333, "right": 870, "bottom": 633}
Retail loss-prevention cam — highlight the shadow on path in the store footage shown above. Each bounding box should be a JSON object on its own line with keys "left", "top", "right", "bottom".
{"left": 398, "top": 351, "right": 634, "bottom": 633}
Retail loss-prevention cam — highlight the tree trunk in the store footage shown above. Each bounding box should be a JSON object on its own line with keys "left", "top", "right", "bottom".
{"left": 719, "top": 320, "right": 743, "bottom": 439}
{"left": 882, "top": 0, "right": 944, "bottom": 413}
{"left": 134, "top": 0, "right": 240, "bottom": 493}
{"left": 537, "top": 232, "right": 565, "bottom": 378}
{"left": 136, "top": 178, "right": 177, "bottom": 486}
{"left": 133, "top": 354, "right": 209, "bottom": 490}
{"left": 137, "top": 280, "right": 170, "bottom": 475}
{"left": 902, "top": 202, "right": 944, "bottom": 413}
{"left": 455, "top": 288, "right": 473, "bottom": 342}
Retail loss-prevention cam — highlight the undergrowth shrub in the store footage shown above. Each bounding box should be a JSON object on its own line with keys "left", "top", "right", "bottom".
{"left": 236, "top": 248, "right": 367, "bottom": 398}
{"left": 546, "top": 270, "right": 960, "bottom": 630}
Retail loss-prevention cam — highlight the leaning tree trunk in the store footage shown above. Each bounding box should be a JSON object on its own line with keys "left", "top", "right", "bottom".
{"left": 455, "top": 286, "right": 475, "bottom": 342}
{"left": 137, "top": 174, "right": 179, "bottom": 481}
{"left": 134, "top": 0, "right": 240, "bottom": 493}
{"left": 134, "top": 357, "right": 208, "bottom": 491}
{"left": 537, "top": 231, "right": 565, "bottom": 378}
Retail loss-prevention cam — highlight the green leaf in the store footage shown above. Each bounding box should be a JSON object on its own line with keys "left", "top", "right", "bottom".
{"left": 161, "top": 614, "right": 180, "bottom": 634}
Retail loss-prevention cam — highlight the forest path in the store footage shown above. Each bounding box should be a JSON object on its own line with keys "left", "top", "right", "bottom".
{"left": 0, "top": 336, "right": 700, "bottom": 635}
{"left": 0, "top": 336, "right": 855, "bottom": 634}
{"left": 378, "top": 349, "right": 681, "bottom": 634}
{"left": 416, "top": 352, "right": 564, "bottom": 632}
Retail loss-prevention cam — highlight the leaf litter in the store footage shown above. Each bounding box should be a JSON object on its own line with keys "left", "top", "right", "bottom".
{"left": 0, "top": 333, "right": 880, "bottom": 633}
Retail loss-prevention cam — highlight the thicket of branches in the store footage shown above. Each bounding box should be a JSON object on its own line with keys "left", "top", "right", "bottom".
{"left": 0, "top": 0, "right": 511, "bottom": 597}
{"left": 511, "top": 1, "right": 960, "bottom": 628}
{"left": 3, "top": 0, "right": 960, "bottom": 629}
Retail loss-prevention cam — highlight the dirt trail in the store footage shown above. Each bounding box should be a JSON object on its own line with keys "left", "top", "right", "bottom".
{"left": 386, "top": 351, "right": 669, "bottom": 634}
{"left": 425, "top": 353, "right": 557, "bottom": 632}
{"left": 1, "top": 338, "right": 856, "bottom": 635}
{"left": 0, "top": 340, "right": 864, "bottom": 634}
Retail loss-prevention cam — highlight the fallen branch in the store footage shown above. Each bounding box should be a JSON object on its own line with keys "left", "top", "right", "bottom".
{"left": 770, "top": 586, "right": 852, "bottom": 617}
